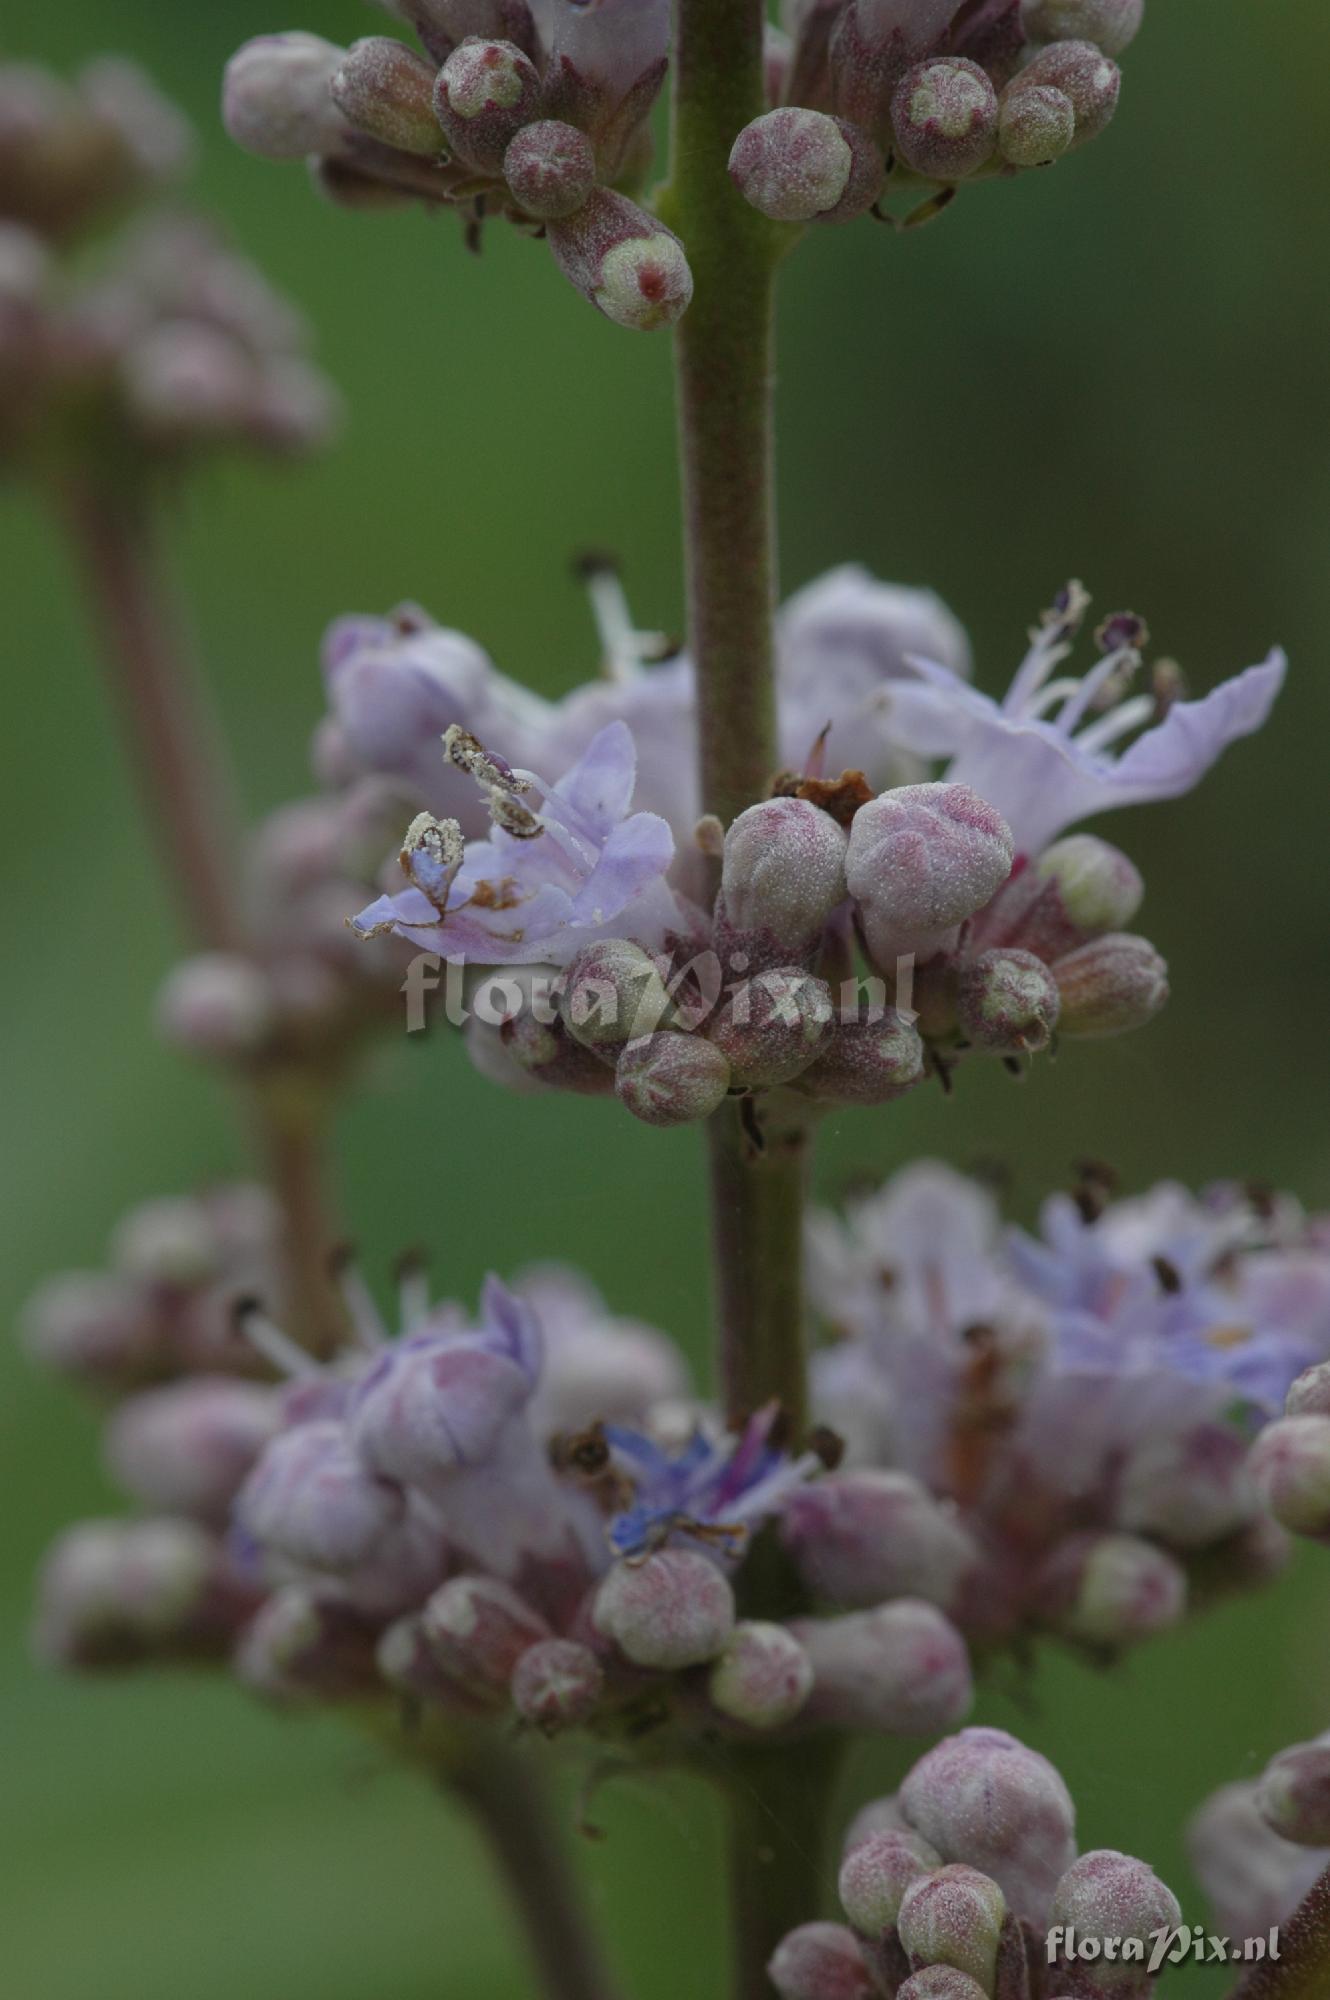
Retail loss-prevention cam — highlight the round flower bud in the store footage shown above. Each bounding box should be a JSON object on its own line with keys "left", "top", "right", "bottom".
{"left": 794, "top": 1012, "right": 927, "bottom": 1107}
{"left": 331, "top": 37, "right": 444, "bottom": 155}
{"left": 957, "top": 948, "right": 1060, "bottom": 1054}
{"left": 592, "top": 1548, "right": 735, "bottom": 1670}
{"left": 19, "top": 1270, "right": 154, "bottom": 1387}
{"left": 781, "top": 1471, "right": 976, "bottom": 1611}
{"left": 890, "top": 60, "right": 999, "bottom": 182}
{"left": 899, "top": 1729, "right": 1076, "bottom": 1926}
{"left": 1248, "top": 1416, "right": 1330, "bottom": 1538}
{"left": 1037, "top": 1532, "right": 1187, "bottom": 1649}
{"left": 501, "top": 1010, "right": 617, "bottom": 1095}
{"left": 1017, "top": 41, "right": 1121, "bottom": 146}
{"left": 794, "top": 1601, "right": 973, "bottom": 1736}
{"left": 548, "top": 189, "right": 693, "bottom": 332}
{"left": 155, "top": 952, "right": 275, "bottom": 1059}
{"left": 1052, "top": 933, "right": 1168, "bottom": 1038}
{"left": 708, "top": 968, "right": 835, "bottom": 1090}
{"left": 350, "top": 1329, "right": 531, "bottom": 1493}
{"left": 615, "top": 1031, "right": 732, "bottom": 1127}
{"left": 708, "top": 1621, "right": 815, "bottom": 1729}
{"left": 1049, "top": 1851, "right": 1182, "bottom": 1987}
{"left": 720, "top": 798, "right": 849, "bottom": 954}
{"left": 503, "top": 119, "right": 597, "bottom": 219}
{"left": 433, "top": 37, "right": 540, "bottom": 174}
{"left": 1035, "top": 834, "right": 1144, "bottom": 934}
{"left": 1288, "top": 1361, "right": 1330, "bottom": 1418}
{"left": 104, "top": 1378, "right": 278, "bottom": 1523}
{"left": 561, "top": 939, "right": 673, "bottom": 1049}
{"left": 897, "top": 1865, "right": 1006, "bottom": 1992}
{"left": 897, "top": 1974, "right": 992, "bottom": 2000}
{"left": 511, "top": 1637, "right": 605, "bottom": 1730}
{"left": 121, "top": 322, "right": 255, "bottom": 441}
{"left": 728, "top": 108, "right": 884, "bottom": 225}
{"left": 997, "top": 82, "right": 1076, "bottom": 167}
{"left": 846, "top": 784, "right": 1014, "bottom": 970}
{"left": 1257, "top": 1740, "right": 1330, "bottom": 1848}
{"left": 35, "top": 1517, "right": 247, "bottom": 1669}
{"left": 222, "top": 34, "right": 349, "bottom": 161}
{"left": 235, "top": 1584, "right": 380, "bottom": 1703}
{"left": 420, "top": 1575, "right": 550, "bottom": 1698}
{"left": 768, "top": 1923, "right": 876, "bottom": 2000}
{"left": 235, "top": 1420, "right": 406, "bottom": 1573}
{"left": 839, "top": 1827, "right": 942, "bottom": 1937}
{"left": 111, "top": 1196, "right": 219, "bottom": 1286}
{"left": 1021, "top": 0, "right": 1144, "bottom": 58}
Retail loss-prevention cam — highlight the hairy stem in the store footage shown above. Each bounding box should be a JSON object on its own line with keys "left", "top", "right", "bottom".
{"left": 1227, "top": 1864, "right": 1330, "bottom": 2000}
{"left": 723, "top": 1738, "right": 842, "bottom": 2000}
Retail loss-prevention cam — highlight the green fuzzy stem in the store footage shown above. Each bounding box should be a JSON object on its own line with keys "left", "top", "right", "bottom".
{"left": 723, "top": 1738, "right": 843, "bottom": 2000}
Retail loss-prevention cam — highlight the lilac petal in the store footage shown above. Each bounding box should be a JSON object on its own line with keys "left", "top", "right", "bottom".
{"left": 569, "top": 811, "right": 675, "bottom": 924}
{"left": 551, "top": 719, "right": 639, "bottom": 837}
{"left": 479, "top": 1275, "right": 544, "bottom": 1384}
{"left": 1104, "top": 652, "right": 1286, "bottom": 805}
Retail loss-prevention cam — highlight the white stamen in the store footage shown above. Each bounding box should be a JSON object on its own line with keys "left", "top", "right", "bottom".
{"left": 1073, "top": 693, "right": 1156, "bottom": 756}
{"left": 398, "top": 1259, "right": 431, "bottom": 1333}
{"left": 582, "top": 561, "right": 670, "bottom": 685}
{"left": 335, "top": 1260, "right": 390, "bottom": 1352}
{"left": 236, "top": 1305, "right": 322, "bottom": 1379}
{"left": 1056, "top": 647, "right": 1140, "bottom": 735}
{"left": 1023, "top": 676, "right": 1083, "bottom": 720}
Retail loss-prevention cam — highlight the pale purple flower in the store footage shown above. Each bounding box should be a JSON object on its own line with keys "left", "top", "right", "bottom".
{"left": 544, "top": 0, "right": 671, "bottom": 104}
{"left": 602, "top": 1405, "right": 821, "bottom": 1564}
{"left": 511, "top": 1263, "right": 690, "bottom": 1437}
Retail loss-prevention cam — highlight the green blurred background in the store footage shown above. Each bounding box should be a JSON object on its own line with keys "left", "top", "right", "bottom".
{"left": 3, "top": 4, "right": 1329, "bottom": 1994}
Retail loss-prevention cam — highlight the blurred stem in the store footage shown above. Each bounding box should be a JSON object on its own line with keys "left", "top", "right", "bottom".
{"left": 724, "top": 1738, "right": 841, "bottom": 2000}
{"left": 250, "top": 1070, "right": 346, "bottom": 1358}
{"left": 1227, "top": 1864, "right": 1330, "bottom": 2000}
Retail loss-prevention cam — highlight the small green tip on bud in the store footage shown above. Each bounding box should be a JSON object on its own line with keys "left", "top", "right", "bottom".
{"left": 331, "top": 37, "right": 444, "bottom": 156}
{"left": 1052, "top": 933, "right": 1167, "bottom": 1038}
{"left": 511, "top": 1637, "right": 605, "bottom": 1732}
{"left": 998, "top": 83, "right": 1075, "bottom": 167}
{"left": 1035, "top": 834, "right": 1144, "bottom": 932}
{"left": 957, "top": 948, "right": 1061, "bottom": 1055}
{"left": 592, "top": 1548, "right": 736, "bottom": 1670}
{"left": 503, "top": 119, "right": 597, "bottom": 219}
{"left": 728, "top": 108, "right": 884, "bottom": 224}
{"left": 1021, "top": 0, "right": 1145, "bottom": 59}
{"left": 1249, "top": 1415, "right": 1330, "bottom": 1539}
{"left": 433, "top": 35, "right": 540, "bottom": 173}
{"left": 561, "top": 939, "right": 672, "bottom": 1050}
{"left": 890, "top": 59, "right": 998, "bottom": 183}
{"left": 897, "top": 1865, "right": 1006, "bottom": 1993}
{"left": 708, "top": 1621, "right": 814, "bottom": 1730}
{"left": 615, "top": 1031, "right": 732, "bottom": 1127}
{"left": 548, "top": 189, "right": 694, "bottom": 331}
{"left": 1017, "top": 40, "right": 1121, "bottom": 146}
{"left": 839, "top": 1827, "right": 942, "bottom": 1937}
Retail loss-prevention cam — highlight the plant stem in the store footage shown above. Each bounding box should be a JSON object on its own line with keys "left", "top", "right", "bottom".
{"left": 1226, "top": 1864, "right": 1330, "bottom": 2000}
{"left": 723, "top": 1738, "right": 842, "bottom": 2000}
{"left": 708, "top": 1103, "right": 812, "bottom": 1428}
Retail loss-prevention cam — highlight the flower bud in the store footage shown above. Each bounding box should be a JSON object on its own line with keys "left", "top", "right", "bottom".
{"left": 720, "top": 798, "right": 849, "bottom": 954}
{"left": 615, "top": 1031, "right": 732, "bottom": 1126}
{"left": 155, "top": 952, "right": 275, "bottom": 1059}
{"left": 350, "top": 1322, "right": 533, "bottom": 1493}
{"left": 1049, "top": 1850, "right": 1182, "bottom": 1987}
{"left": 331, "top": 37, "right": 444, "bottom": 155}
{"left": 1118, "top": 1420, "right": 1253, "bottom": 1548}
{"left": 1038, "top": 1532, "right": 1187, "bottom": 1649}
{"left": 592, "top": 1548, "right": 735, "bottom": 1670}
{"left": 708, "top": 968, "right": 835, "bottom": 1089}
{"left": 433, "top": 37, "right": 540, "bottom": 174}
{"left": 503, "top": 119, "right": 597, "bottom": 219}
{"left": 501, "top": 1010, "right": 617, "bottom": 1095}
{"left": 897, "top": 1974, "right": 991, "bottom": 2000}
{"left": 1017, "top": 41, "right": 1121, "bottom": 146}
{"left": 561, "top": 939, "right": 673, "bottom": 1049}
{"left": 899, "top": 1729, "right": 1076, "bottom": 1925}
{"left": 794, "top": 1601, "right": 973, "bottom": 1736}
{"left": 20, "top": 1270, "right": 154, "bottom": 1387}
{"left": 997, "top": 83, "right": 1075, "bottom": 167}
{"left": 768, "top": 1923, "right": 876, "bottom": 2000}
{"left": 511, "top": 1636, "right": 605, "bottom": 1730}
{"left": 548, "top": 189, "right": 693, "bottom": 332}
{"left": 897, "top": 1866, "right": 1005, "bottom": 1993}
{"left": 35, "top": 1518, "right": 250, "bottom": 1669}
{"left": 957, "top": 949, "right": 1060, "bottom": 1055}
{"left": 794, "top": 1012, "right": 926, "bottom": 1106}
{"left": 1035, "top": 834, "right": 1144, "bottom": 933}
{"left": 846, "top": 784, "right": 1014, "bottom": 970}
{"left": 781, "top": 1471, "right": 976, "bottom": 1611}
{"left": 222, "top": 34, "right": 349, "bottom": 161}
{"left": 1248, "top": 1416, "right": 1330, "bottom": 1538}
{"left": 111, "top": 1196, "right": 219, "bottom": 1286}
{"left": 1052, "top": 933, "right": 1168, "bottom": 1038}
{"left": 728, "top": 109, "right": 884, "bottom": 225}
{"left": 104, "top": 1378, "right": 278, "bottom": 1522}
{"left": 236, "top": 1420, "right": 407, "bottom": 1573}
{"left": 890, "top": 60, "right": 998, "bottom": 182}
{"left": 1257, "top": 1740, "right": 1330, "bottom": 1848}
{"left": 1021, "top": 0, "right": 1144, "bottom": 58}
{"left": 1285, "top": 1361, "right": 1330, "bottom": 1418}
{"left": 420, "top": 1574, "right": 550, "bottom": 1697}
{"left": 708, "top": 1621, "right": 815, "bottom": 1729}
{"left": 235, "top": 1585, "right": 380, "bottom": 1703}
{"left": 839, "top": 1827, "right": 942, "bottom": 1936}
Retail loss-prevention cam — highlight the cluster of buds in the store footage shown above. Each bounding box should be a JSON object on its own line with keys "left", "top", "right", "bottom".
{"left": 0, "top": 61, "right": 337, "bottom": 471}
{"left": 1189, "top": 1771, "right": 1330, "bottom": 1947}
{"left": 732, "top": 0, "right": 1142, "bottom": 233}
{"left": 224, "top": 3, "right": 693, "bottom": 330}
{"left": 772, "top": 1726, "right": 1180, "bottom": 1997}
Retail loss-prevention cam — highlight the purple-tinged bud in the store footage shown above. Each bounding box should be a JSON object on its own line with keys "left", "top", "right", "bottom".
{"left": 1021, "top": 0, "right": 1144, "bottom": 58}
{"left": 720, "top": 798, "right": 849, "bottom": 952}
{"left": 236, "top": 1421, "right": 407, "bottom": 1574}
{"left": 708, "top": 1621, "right": 815, "bottom": 1730}
{"left": 957, "top": 949, "right": 1060, "bottom": 1055}
{"left": 1248, "top": 1416, "right": 1330, "bottom": 1538}
{"left": 110, "top": 1196, "right": 219, "bottom": 1286}
{"left": 1117, "top": 1419, "right": 1255, "bottom": 1549}
{"left": 547, "top": 189, "right": 693, "bottom": 332}
{"left": 420, "top": 1575, "right": 550, "bottom": 1697}
{"left": 561, "top": 939, "right": 673, "bottom": 1049}
{"left": 20, "top": 1271, "right": 153, "bottom": 1387}
{"left": 708, "top": 968, "right": 835, "bottom": 1089}
{"left": 769, "top": 1922, "right": 877, "bottom": 2000}
{"left": 377, "top": 1612, "right": 484, "bottom": 1709}
{"left": 794, "top": 1601, "right": 973, "bottom": 1736}
{"left": 1038, "top": 1532, "right": 1187, "bottom": 1649}
{"left": 235, "top": 1585, "right": 380, "bottom": 1703}
{"left": 1036, "top": 835, "right": 1144, "bottom": 934}
{"left": 433, "top": 37, "right": 539, "bottom": 173}
{"left": 104, "top": 1378, "right": 278, "bottom": 1523}
{"left": 795, "top": 1012, "right": 926, "bottom": 1106}
{"left": 897, "top": 1974, "right": 991, "bottom": 2000}
{"left": 839, "top": 1827, "right": 942, "bottom": 1936}
{"left": 615, "top": 1031, "right": 732, "bottom": 1127}
{"left": 501, "top": 1010, "right": 617, "bottom": 1095}
{"left": 1052, "top": 934, "right": 1167, "bottom": 1038}
{"left": 997, "top": 81, "right": 1075, "bottom": 167}
{"left": 1285, "top": 1361, "right": 1330, "bottom": 1418}
{"left": 1257, "top": 1740, "right": 1330, "bottom": 1848}
{"left": 511, "top": 1636, "right": 605, "bottom": 1730}
{"left": 782, "top": 1471, "right": 976, "bottom": 1611}
{"left": 890, "top": 60, "right": 998, "bottom": 182}
{"left": 350, "top": 1326, "right": 532, "bottom": 1492}
{"left": 35, "top": 1518, "right": 252, "bottom": 1669}
{"left": 120, "top": 322, "right": 255, "bottom": 440}
{"left": 1017, "top": 41, "right": 1120, "bottom": 145}
{"left": 728, "top": 109, "right": 884, "bottom": 225}
{"left": 899, "top": 1729, "right": 1076, "bottom": 1926}
{"left": 592, "top": 1549, "right": 735, "bottom": 1670}
{"left": 222, "top": 34, "right": 350, "bottom": 161}
{"left": 847, "top": 784, "right": 1013, "bottom": 970}
{"left": 897, "top": 1866, "right": 1005, "bottom": 1993}
{"left": 155, "top": 952, "right": 274, "bottom": 1059}
{"left": 503, "top": 119, "right": 597, "bottom": 219}
{"left": 1049, "top": 1851, "right": 1182, "bottom": 1988}
{"left": 331, "top": 37, "right": 444, "bottom": 155}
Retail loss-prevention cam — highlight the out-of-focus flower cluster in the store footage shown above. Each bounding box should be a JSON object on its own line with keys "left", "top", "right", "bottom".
{"left": 314, "top": 568, "right": 1279, "bottom": 1128}
{"left": 0, "top": 60, "right": 338, "bottom": 473}
{"left": 732, "top": 0, "right": 1143, "bottom": 232}
{"left": 224, "top": 2, "right": 693, "bottom": 330}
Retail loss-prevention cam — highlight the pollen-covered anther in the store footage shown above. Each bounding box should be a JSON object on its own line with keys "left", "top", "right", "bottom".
{"left": 399, "top": 811, "right": 465, "bottom": 912}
